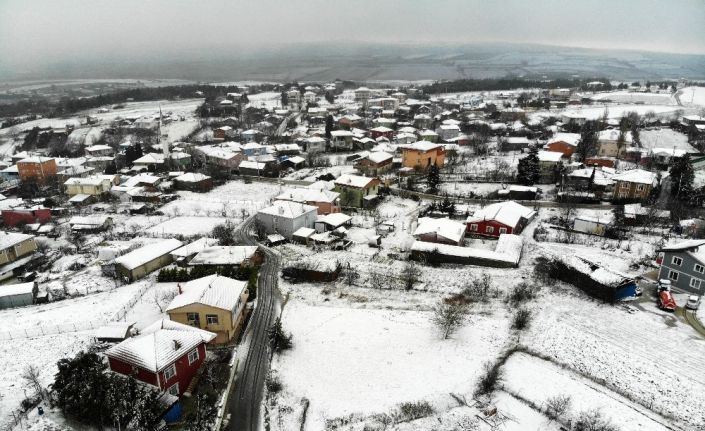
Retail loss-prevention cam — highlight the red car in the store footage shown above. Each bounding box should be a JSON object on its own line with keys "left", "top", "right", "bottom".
{"left": 658, "top": 290, "right": 677, "bottom": 311}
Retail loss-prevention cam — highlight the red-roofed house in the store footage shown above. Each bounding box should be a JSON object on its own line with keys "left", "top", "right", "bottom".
{"left": 466, "top": 201, "right": 536, "bottom": 237}
{"left": 544, "top": 133, "right": 580, "bottom": 157}
{"left": 105, "top": 319, "right": 216, "bottom": 396}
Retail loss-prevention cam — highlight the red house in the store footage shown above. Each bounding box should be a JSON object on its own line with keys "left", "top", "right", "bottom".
{"left": 105, "top": 319, "right": 216, "bottom": 396}
{"left": 544, "top": 133, "right": 580, "bottom": 158}
{"left": 466, "top": 201, "right": 536, "bottom": 237}
{"left": 2, "top": 206, "right": 51, "bottom": 227}
{"left": 369, "top": 126, "right": 395, "bottom": 141}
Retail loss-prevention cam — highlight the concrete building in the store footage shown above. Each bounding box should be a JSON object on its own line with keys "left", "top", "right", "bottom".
{"left": 256, "top": 200, "right": 318, "bottom": 239}
{"left": 166, "top": 275, "right": 249, "bottom": 344}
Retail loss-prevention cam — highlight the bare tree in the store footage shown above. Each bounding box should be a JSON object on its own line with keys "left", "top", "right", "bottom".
{"left": 545, "top": 394, "right": 572, "bottom": 423}
{"left": 368, "top": 268, "right": 387, "bottom": 290}
{"left": 431, "top": 300, "right": 470, "bottom": 339}
{"left": 21, "top": 364, "right": 43, "bottom": 399}
{"left": 400, "top": 260, "right": 421, "bottom": 290}
{"left": 573, "top": 409, "right": 619, "bottom": 431}
{"left": 341, "top": 262, "right": 359, "bottom": 286}
{"left": 152, "top": 288, "right": 178, "bottom": 313}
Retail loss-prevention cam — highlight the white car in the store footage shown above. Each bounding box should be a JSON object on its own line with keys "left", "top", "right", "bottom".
{"left": 686, "top": 295, "right": 701, "bottom": 310}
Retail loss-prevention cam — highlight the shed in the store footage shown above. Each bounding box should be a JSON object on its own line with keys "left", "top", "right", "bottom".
{"left": 95, "top": 321, "right": 136, "bottom": 342}
{"left": 292, "top": 227, "right": 315, "bottom": 244}
{"left": 114, "top": 239, "right": 183, "bottom": 282}
{"left": 0, "top": 282, "right": 38, "bottom": 309}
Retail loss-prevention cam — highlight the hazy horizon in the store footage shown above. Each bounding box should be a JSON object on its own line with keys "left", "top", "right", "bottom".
{"left": 1, "top": 0, "right": 704, "bottom": 82}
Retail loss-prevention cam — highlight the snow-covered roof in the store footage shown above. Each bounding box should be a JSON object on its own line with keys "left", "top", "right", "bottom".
{"left": 365, "top": 151, "right": 393, "bottom": 164}
{"left": 612, "top": 169, "right": 658, "bottom": 185}
{"left": 370, "top": 126, "right": 394, "bottom": 133}
{"left": 317, "top": 212, "right": 352, "bottom": 227}
{"left": 166, "top": 274, "right": 247, "bottom": 312}
{"left": 0, "top": 231, "right": 33, "bottom": 250}
{"left": 292, "top": 227, "right": 316, "bottom": 238}
{"left": 466, "top": 201, "right": 536, "bottom": 227}
{"left": 95, "top": 322, "right": 135, "bottom": 340}
{"left": 133, "top": 153, "right": 165, "bottom": 165}
{"left": 189, "top": 246, "right": 258, "bottom": 266}
{"left": 106, "top": 319, "right": 215, "bottom": 372}
{"left": 405, "top": 141, "right": 441, "bottom": 152}
{"left": 334, "top": 174, "right": 378, "bottom": 189}
{"left": 0, "top": 282, "right": 35, "bottom": 297}
{"left": 276, "top": 188, "right": 339, "bottom": 204}
{"left": 331, "top": 130, "right": 354, "bottom": 137}
{"left": 659, "top": 239, "right": 705, "bottom": 252}
{"left": 115, "top": 239, "right": 183, "bottom": 270}
{"left": 17, "top": 156, "right": 54, "bottom": 164}
{"left": 598, "top": 129, "right": 633, "bottom": 143}
{"left": 547, "top": 133, "right": 581, "bottom": 147}
{"left": 239, "top": 160, "right": 267, "bottom": 170}
{"left": 170, "top": 238, "right": 219, "bottom": 258}
{"left": 64, "top": 176, "right": 106, "bottom": 186}
{"left": 411, "top": 233, "right": 522, "bottom": 265}
{"left": 175, "top": 172, "right": 211, "bottom": 183}
{"left": 258, "top": 200, "right": 317, "bottom": 219}
{"left": 413, "top": 217, "right": 465, "bottom": 244}
{"left": 538, "top": 151, "right": 564, "bottom": 162}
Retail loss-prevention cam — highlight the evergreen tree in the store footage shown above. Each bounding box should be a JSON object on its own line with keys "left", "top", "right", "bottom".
{"left": 104, "top": 159, "right": 118, "bottom": 175}
{"left": 325, "top": 115, "right": 334, "bottom": 140}
{"left": 184, "top": 393, "right": 218, "bottom": 431}
{"left": 427, "top": 165, "right": 440, "bottom": 192}
{"left": 325, "top": 91, "right": 335, "bottom": 104}
{"left": 588, "top": 167, "right": 596, "bottom": 191}
{"left": 670, "top": 154, "right": 694, "bottom": 202}
{"left": 517, "top": 146, "right": 540, "bottom": 185}
{"left": 280, "top": 91, "right": 289, "bottom": 107}
{"left": 268, "top": 318, "right": 292, "bottom": 353}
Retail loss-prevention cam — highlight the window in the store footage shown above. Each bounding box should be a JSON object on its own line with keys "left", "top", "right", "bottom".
{"left": 695, "top": 264, "right": 704, "bottom": 274}
{"left": 668, "top": 270, "right": 679, "bottom": 281}
{"left": 690, "top": 278, "right": 702, "bottom": 290}
{"left": 672, "top": 256, "right": 683, "bottom": 266}
{"left": 470, "top": 224, "right": 478, "bottom": 232}
{"left": 485, "top": 226, "right": 494, "bottom": 234}
{"left": 499, "top": 227, "right": 508, "bottom": 234}
{"left": 164, "top": 364, "right": 176, "bottom": 381}
{"left": 186, "top": 312, "right": 199, "bottom": 325}
{"left": 206, "top": 314, "right": 219, "bottom": 325}
{"left": 187, "top": 348, "right": 199, "bottom": 365}
{"left": 636, "top": 184, "right": 646, "bottom": 192}
{"left": 167, "top": 383, "right": 179, "bottom": 396}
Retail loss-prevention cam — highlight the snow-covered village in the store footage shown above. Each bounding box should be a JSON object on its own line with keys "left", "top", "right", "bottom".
{"left": 1, "top": 2, "right": 705, "bottom": 431}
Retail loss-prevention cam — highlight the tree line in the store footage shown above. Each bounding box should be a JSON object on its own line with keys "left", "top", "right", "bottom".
{"left": 421, "top": 77, "right": 613, "bottom": 94}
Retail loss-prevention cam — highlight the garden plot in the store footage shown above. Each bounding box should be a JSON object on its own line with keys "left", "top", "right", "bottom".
{"left": 0, "top": 331, "right": 93, "bottom": 430}
{"left": 0, "top": 277, "right": 151, "bottom": 335}
{"left": 143, "top": 216, "right": 227, "bottom": 237}
{"left": 503, "top": 352, "right": 672, "bottom": 431}
{"left": 640, "top": 129, "right": 697, "bottom": 153}
{"left": 524, "top": 291, "right": 705, "bottom": 429}
{"left": 159, "top": 180, "right": 281, "bottom": 218}
{"left": 272, "top": 300, "right": 511, "bottom": 430}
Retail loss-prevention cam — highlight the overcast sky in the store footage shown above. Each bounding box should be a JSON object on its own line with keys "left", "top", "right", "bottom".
{"left": 1, "top": 0, "right": 704, "bottom": 70}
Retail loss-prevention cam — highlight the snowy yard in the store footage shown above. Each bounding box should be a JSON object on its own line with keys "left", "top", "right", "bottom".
{"left": 143, "top": 216, "right": 227, "bottom": 237}
{"left": 271, "top": 300, "right": 511, "bottom": 430}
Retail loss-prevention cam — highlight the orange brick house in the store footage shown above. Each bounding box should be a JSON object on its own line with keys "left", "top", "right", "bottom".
{"left": 544, "top": 133, "right": 580, "bottom": 158}
{"left": 17, "top": 157, "right": 57, "bottom": 184}
{"left": 401, "top": 141, "right": 446, "bottom": 170}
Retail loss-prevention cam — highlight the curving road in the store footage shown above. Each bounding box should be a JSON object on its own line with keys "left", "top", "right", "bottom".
{"left": 229, "top": 216, "right": 281, "bottom": 431}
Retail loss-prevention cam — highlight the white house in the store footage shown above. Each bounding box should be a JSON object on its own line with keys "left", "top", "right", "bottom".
{"left": 256, "top": 200, "right": 318, "bottom": 239}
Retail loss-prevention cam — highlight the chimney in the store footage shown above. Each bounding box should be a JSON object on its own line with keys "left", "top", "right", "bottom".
{"left": 173, "top": 340, "right": 181, "bottom": 351}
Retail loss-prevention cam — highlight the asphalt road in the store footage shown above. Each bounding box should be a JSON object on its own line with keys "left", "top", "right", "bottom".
{"left": 229, "top": 216, "right": 281, "bottom": 431}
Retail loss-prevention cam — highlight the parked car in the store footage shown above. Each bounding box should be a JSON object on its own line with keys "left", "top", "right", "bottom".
{"left": 18, "top": 271, "right": 37, "bottom": 282}
{"left": 657, "top": 279, "right": 671, "bottom": 292}
{"left": 658, "top": 289, "right": 677, "bottom": 311}
{"left": 686, "top": 295, "right": 701, "bottom": 310}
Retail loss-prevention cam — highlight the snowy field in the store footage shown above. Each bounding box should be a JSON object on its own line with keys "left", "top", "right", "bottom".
{"left": 676, "top": 86, "right": 705, "bottom": 108}
{"left": 143, "top": 215, "right": 227, "bottom": 237}
{"left": 272, "top": 301, "right": 511, "bottom": 429}
{"left": 640, "top": 129, "right": 697, "bottom": 153}
{"left": 503, "top": 353, "right": 673, "bottom": 431}
{"left": 589, "top": 91, "right": 676, "bottom": 105}
{"left": 159, "top": 179, "right": 282, "bottom": 218}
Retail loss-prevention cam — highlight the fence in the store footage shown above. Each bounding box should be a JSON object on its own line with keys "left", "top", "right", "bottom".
{"left": 0, "top": 282, "right": 150, "bottom": 341}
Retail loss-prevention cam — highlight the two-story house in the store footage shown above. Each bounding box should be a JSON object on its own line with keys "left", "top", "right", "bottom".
{"left": 401, "top": 141, "right": 445, "bottom": 170}
{"left": 656, "top": 240, "right": 705, "bottom": 294}
{"left": 166, "top": 275, "right": 249, "bottom": 344}
{"left": 333, "top": 174, "right": 381, "bottom": 208}
{"left": 612, "top": 169, "right": 658, "bottom": 202}
{"left": 106, "top": 319, "right": 216, "bottom": 396}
